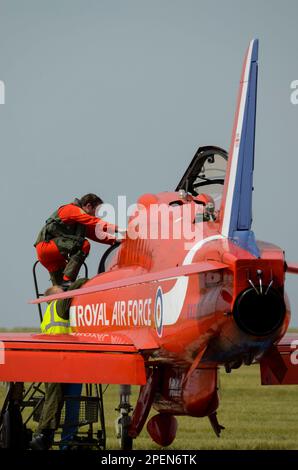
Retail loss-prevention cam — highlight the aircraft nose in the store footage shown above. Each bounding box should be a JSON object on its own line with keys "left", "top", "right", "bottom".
{"left": 232, "top": 287, "right": 286, "bottom": 337}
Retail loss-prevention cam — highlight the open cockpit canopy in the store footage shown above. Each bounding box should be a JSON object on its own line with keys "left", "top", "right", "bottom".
{"left": 176, "top": 146, "right": 228, "bottom": 210}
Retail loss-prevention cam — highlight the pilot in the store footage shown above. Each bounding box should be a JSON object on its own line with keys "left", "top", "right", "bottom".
{"left": 34, "top": 193, "right": 118, "bottom": 289}
{"left": 193, "top": 194, "right": 217, "bottom": 222}
{"left": 30, "top": 279, "right": 87, "bottom": 451}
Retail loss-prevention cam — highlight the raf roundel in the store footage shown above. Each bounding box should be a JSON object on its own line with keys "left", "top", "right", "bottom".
{"left": 154, "top": 287, "right": 164, "bottom": 337}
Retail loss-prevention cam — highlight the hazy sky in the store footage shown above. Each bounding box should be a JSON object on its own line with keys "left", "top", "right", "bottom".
{"left": 0, "top": 0, "right": 297, "bottom": 327}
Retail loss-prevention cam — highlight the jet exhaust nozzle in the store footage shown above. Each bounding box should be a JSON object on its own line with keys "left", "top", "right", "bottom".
{"left": 233, "top": 287, "right": 286, "bottom": 337}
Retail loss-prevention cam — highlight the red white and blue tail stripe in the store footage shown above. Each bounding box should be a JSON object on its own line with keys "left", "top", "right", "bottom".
{"left": 220, "top": 39, "right": 260, "bottom": 257}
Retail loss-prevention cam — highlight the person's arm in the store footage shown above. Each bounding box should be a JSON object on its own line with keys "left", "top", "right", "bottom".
{"left": 56, "top": 278, "right": 88, "bottom": 319}
{"left": 58, "top": 204, "right": 118, "bottom": 235}
{"left": 85, "top": 224, "right": 117, "bottom": 245}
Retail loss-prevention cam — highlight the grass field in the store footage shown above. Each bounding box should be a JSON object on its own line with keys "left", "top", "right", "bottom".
{"left": 1, "top": 364, "right": 298, "bottom": 450}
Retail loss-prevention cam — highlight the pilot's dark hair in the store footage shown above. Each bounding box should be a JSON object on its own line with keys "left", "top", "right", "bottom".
{"left": 44, "top": 286, "right": 64, "bottom": 296}
{"left": 79, "top": 194, "right": 103, "bottom": 208}
{"left": 44, "top": 285, "right": 64, "bottom": 303}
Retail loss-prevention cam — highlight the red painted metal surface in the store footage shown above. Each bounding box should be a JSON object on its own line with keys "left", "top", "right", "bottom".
{"left": 0, "top": 333, "right": 146, "bottom": 384}
{"left": 260, "top": 333, "right": 298, "bottom": 385}
{"left": 0, "top": 331, "right": 158, "bottom": 351}
{"left": 30, "top": 261, "right": 228, "bottom": 304}
{"left": 151, "top": 365, "right": 219, "bottom": 417}
{"left": 129, "top": 367, "right": 160, "bottom": 438}
{"left": 286, "top": 263, "right": 298, "bottom": 274}
{"left": 147, "top": 414, "right": 177, "bottom": 447}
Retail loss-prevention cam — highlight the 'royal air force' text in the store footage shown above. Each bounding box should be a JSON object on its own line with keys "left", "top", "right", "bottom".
{"left": 70, "top": 299, "right": 152, "bottom": 327}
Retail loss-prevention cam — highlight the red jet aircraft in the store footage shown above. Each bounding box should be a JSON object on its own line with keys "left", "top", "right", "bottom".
{"left": 1, "top": 38, "right": 298, "bottom": 449}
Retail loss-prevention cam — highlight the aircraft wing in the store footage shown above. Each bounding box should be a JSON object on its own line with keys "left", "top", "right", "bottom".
{"left": 0, "top": 330, "right": 158, "bottom": 385}
{"left": 3, "top": 261, "right": 228, "bottom": 385}
{"left": 29, "top": 261, "right": 228, "bottom": 305}
{"left": 286, "top": 262, "right": 298, "bottom": 274}
{"left": 260, "top": 333, "right": 298, "bottom": 385}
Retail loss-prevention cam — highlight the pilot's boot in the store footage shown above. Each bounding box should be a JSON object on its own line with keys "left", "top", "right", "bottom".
{"left": 49, "top": 270, "right": 64, "bottom": 286}
{"left": 63, "top": 250, "right": 87, "bottom": 283}
{"left": 29, "top": 429, "right": 55, "bottom": 450}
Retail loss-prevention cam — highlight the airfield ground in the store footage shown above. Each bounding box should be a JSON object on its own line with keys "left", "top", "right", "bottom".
{"left": 1, "top": 360, "right": 298, "bottom": 449}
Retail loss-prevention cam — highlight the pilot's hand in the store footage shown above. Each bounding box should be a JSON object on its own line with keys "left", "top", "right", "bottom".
{"left": 115, "top": 228, "right": 127, "bottom": 240}
{"left": 116, "top": 227, "right": 126, "bottom": 234}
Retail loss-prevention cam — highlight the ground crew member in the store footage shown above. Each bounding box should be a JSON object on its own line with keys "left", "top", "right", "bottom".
{"left": 34, "top": 193, "right": 118, "bottom": 288}
{"left": 29, "top": 279, "right": 87, "bottom": 451}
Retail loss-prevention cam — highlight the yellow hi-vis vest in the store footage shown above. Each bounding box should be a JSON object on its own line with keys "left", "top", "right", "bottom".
{"left": 41, "top": 300, "right": 71, "bottom": 334}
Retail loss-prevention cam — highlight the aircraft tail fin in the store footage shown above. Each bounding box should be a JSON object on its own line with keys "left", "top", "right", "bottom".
{"left": 219, "top": 39, "right": 260, "bottom": 257}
